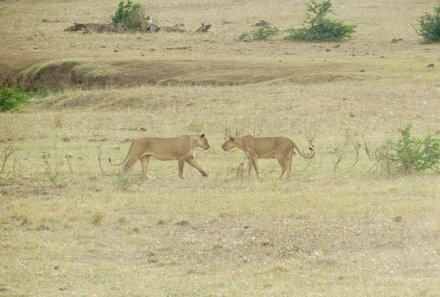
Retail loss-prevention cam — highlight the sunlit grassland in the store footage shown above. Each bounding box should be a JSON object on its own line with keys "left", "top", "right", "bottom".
{"left": 2, "top": 79, "right": 440, "bottom": 295}
{"left": 1, "top": 0, "right": 440, "bottom": 296}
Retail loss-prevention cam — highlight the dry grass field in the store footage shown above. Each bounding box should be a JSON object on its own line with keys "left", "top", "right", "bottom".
{"left": 1, "top": 0, "right": 440, "bottom": 296}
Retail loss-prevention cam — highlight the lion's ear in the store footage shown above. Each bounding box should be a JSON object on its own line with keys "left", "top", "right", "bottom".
{"left": 201, "top": 133, "right": 205, "bottom": 138}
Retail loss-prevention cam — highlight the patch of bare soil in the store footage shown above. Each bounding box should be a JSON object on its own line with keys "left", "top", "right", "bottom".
{"left": 1, "top": 56, "right": 364, "bottom": 91}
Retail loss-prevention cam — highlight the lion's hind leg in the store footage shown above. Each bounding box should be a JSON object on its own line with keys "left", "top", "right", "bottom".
{"left": 285, "top": 151, "right": 293, "bottom": 178}
{"left": 276, "top": 155, "right": 287, "bottom": 178}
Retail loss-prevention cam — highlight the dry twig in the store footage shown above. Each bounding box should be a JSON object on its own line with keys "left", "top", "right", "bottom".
{"left": 0, "top": 145, "right": 16, "bottom": 174}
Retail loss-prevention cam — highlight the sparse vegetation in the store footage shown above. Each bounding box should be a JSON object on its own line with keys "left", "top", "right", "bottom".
{"left": 120, "top": 175, "right": 132, "bottom": 190}
{"left": 284, "top": 0, "right": 355, "bottom": 42}
{"left": 111, "top": 0, "right": 146, "bottom": 29}
{"left": 239, "top": 27, "right": 279, "bottom": 42}
{"left": 1, "top": 0, "right": 440, "bottom": 296}
{"left": 416, "top": 4, "right": 440, "bottom": 43}
{"left": 375, "top": 124, "right": 440, "bottom": 174}
{"left": 0, "top": 86, "right": 28, "bottom": 112}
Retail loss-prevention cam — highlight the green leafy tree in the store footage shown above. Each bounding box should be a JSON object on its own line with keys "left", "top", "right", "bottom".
{"left": 111, "top": 0, "right": 145, "bottom": 29}
{"left": 417, "top": 4, "right": 440, "bottom": 43}
{"left": 285, "top": 0, "right": 355, "bottom": 42}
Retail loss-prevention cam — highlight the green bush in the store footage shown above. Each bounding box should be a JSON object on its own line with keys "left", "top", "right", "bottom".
{"left": 416, "top": 4, "right": 440, "bottom": 43}
{"left": 111, "top": 0, "right": 145, "bottom": 29}
{"left": 284, "top": 0, "right": 355, "bottom": 42}
{"left": 0, "top": 86, "right": 28, "bottom": 112}
{"left": 375, "top": 124, "right": 440, "bottom": 174}
{"left": 239, "top": 27, "right": 279, "bottom": 42}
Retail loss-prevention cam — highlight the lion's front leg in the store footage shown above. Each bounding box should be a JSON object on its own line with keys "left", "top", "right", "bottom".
{"left": 250, "top": 155, "right": 262, "bottom": 178}
{"left": 178, "top": 159, "right": 185, "bottom": 179}
{"left": 140, "top": 155, "right": 153, "bottom": 179}
{"left": 247, "top": 158, "right": 253, "bottom": 176}
{"left": 185, "top": 156, "right": 209, "bottom": 177}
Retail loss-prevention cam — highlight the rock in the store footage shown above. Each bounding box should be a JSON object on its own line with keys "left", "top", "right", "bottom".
{"left": 392, "top": 216, "right": 403, "bottom": 222}
{"left": 427, "top": 63, "right": 435, "bottom": 68}
{"left": 195, "top": 23, "right": 212, "bottom": 33}
{"left": 391, "top": 38, "right": 403, "bottom": 43}
{"left": 254, "top": 20, "right": 275, "bottom": 29}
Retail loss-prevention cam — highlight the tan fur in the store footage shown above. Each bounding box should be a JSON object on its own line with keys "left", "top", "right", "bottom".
{"left": 221, "top": 135, "right": 314, "bottom": 178}
{"left": 110, "top": 134, "right": 210, "bottom": 178}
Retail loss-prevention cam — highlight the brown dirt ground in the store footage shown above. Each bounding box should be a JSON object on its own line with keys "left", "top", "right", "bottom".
{"left": 0, "top": 53, "right": 366, "bottom": 90}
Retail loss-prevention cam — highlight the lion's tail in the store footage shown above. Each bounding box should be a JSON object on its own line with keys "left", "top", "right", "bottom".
{"left": 109, "top": 140, "right": 134, "bottom": 167}
{"left": 293, "top": 143, "right": 315, "bottom": 159}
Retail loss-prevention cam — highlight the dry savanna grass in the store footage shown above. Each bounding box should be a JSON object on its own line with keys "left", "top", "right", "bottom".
{"left": 1, "top": 0, "right": 440, "bottom": 296}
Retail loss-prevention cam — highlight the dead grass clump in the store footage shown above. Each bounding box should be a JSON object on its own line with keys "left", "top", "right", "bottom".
{"left": 53, "top": 113, "right": 63, "bottom": 128}
{"left": 42, "top": 152, "right": 64, "bottom": 187}
{"left": 0, "top": 145, "right": 15, "bottom": 175}
{"left": 92, "top": 211, "right": 105, "bottom": 225}
{"left": 332, "top": 129, "right": 366, "bottom": 172}
{"left": 175, "top": 220, "right": 190, "bottom": 226}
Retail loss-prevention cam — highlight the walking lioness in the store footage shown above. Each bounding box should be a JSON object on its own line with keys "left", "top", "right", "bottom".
{"left": 221, "top": 135, "right": 314, "bottom": 178}
{"left": 110, "top": 134, "right": 210, "bottom": 178}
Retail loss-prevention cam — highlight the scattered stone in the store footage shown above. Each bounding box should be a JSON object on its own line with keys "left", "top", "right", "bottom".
{"left": 333, "top": 44, "right": 341, "bottom": 48}
{"left": 195, "top": 22, "right": 212, "bottom": 33}
{"left": 391, "top": 38, "right": 403, "bottom": 43}
{"left": 64, "top": 23, "right": 127, "bottom": 33}
{"left": 42, "top": 19, "right": 61, "bottom": 23}
{"left": 325, "top": 48, "right": 330, "bottom": 52}
{"left": 360, "top": 69, "right": 365, "bottom": 72}
{"left": 427, "top": 63, "right": 435, "bottom": 68}
{"left": 114, "top": 48, "right": 118, "bottom": 52}
{"left": 260, "top": 240, "right": 271, "bottom": 246}
{"left": 162, "top": 24, "right": 185, "bottom": 33}
{"left": 165, "top": 46, "right": 190, "bottom": 50}
{"left": 349, "top": 112, "right": 356, "bottom": 118}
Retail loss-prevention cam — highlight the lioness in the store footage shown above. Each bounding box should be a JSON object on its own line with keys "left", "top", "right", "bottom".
{"left": 221, "top": 135, "right": 314, "bottom": 178}
{"left": 110, "top": 134, "right": 210, "bottom": 178}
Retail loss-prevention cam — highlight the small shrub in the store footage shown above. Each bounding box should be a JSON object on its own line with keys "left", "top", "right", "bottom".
{"left": 111, "top": 0, "right": 145, "bottom": 29}
{"left": 0, "top": 86, "right": 28, "bottom": 112}
{"left": 284, "top": 0, "right": 355, "bottom": 42}
{"left": 416, "top": 4, "right": 440, "bottom": 43}
{"left": 120, "top": 175, "right": 132, "bottom": 190}
{"left": 239, "top": 27, "right": 279, "bottom": 42}
{"left": 375, "top": 124, "right": 440, "bottom": 174}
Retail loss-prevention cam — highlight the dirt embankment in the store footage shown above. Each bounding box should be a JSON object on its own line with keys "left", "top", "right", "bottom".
{"left": 0, "top": 56, "right": 360, "bottom": 91}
